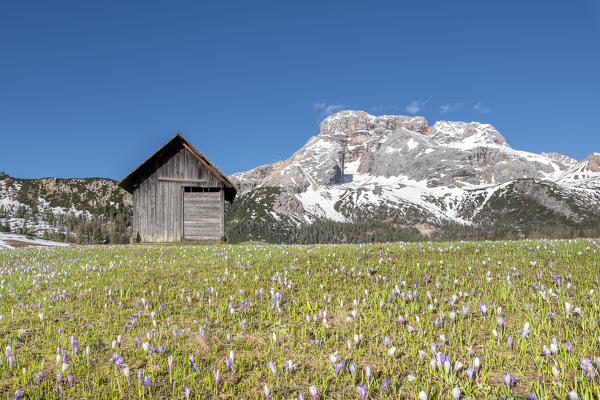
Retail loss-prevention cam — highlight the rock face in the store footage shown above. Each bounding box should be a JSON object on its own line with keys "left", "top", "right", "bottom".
{"left": 230, "top": 110, "right": 600, "bottom": 235}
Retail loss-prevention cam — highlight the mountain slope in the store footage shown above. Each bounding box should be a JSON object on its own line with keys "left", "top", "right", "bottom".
{"left": 228, "top": 110, "right": 600, "bottom": 242}
{"left": 0, "top": 173, "right": 132, "bottom": 243}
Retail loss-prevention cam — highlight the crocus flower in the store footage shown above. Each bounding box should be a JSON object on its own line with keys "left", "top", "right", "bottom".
{"left": 184, "top": 386, "right": 191, "bottom": 399}
{"left": 452, "top": 387, "right": 461, "bottom": 399}
{"left": 225, "top": 357, "right": 233, "bottom": 372}
{"left": 309, "top": 385, "right": 318, "bottom": 400}
{"left": 581, "top": 358, "right": 596, "bottom": 378}
{"left": 466, "top": 366, "right": 475, "bottom": 380}
{"left": 381, "top": 379, "right": 389, "bottom": 392}
{"left": 349, "top": 362, "right": 357, "bottom": 376}
{"left": 268, "top": 360, "right": 277, "bottom": 377}
{"left": 333, "top": 361, "right": 345, "bottom": 376}
{"left": 479, "top": 302, "right": 488, "bottom": 317}
{"left": 168, "top": 355, "right": 173, "bottom": 374}
{"left": 519, "top": 322, "right": 530, "bottom": 338}
{"left": 503, "top": 372, "right": 515, "bottom": 388}
{"left": 472, "top": 357, "right": 481, "bottom": 372}
{"left": 364, "top": 365, "right": 371, "bottom": 383}
{"left": 383, "top": 335, "right": 391, "bottom": 348}
{"left": 356, "top": 384, "right": 367, "bottom": 400}
{"left": 189, "top": 354, "right": 198, "bottom": 371}
{"left": 213, "top": 370, "right": 220, "bottom": 389}
{"left": 565, "top": 342, "right": 573, "bottom": 353}
{"left": 143, "top": 376, "right": 151, "bottom": 389}
{"left": 264, "top": 384, "right": 270, "bottom": 400}
{"left": 35, "top": 371, "right": 47, "bottom": 384}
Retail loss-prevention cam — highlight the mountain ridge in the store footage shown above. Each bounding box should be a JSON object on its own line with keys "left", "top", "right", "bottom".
{"left": 227, "top": 110, "right": 600, "bottom": 242}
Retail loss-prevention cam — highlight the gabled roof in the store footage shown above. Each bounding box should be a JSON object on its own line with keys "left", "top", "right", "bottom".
{"left": 118, "top": 132, "right": 237, "bottom": 202}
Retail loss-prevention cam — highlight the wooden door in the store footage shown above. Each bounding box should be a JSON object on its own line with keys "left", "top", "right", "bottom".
{"left": 182, "top": 191, "right": 223, "bottom": 241}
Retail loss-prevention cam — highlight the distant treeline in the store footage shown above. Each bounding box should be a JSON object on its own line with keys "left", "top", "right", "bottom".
{"left": 0, "top": 205, "right": 131, "bottom": 244}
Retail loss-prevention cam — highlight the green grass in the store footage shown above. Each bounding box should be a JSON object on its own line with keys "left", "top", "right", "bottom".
{"left": 1, "top": 239, "right": 599, "bottom": 399}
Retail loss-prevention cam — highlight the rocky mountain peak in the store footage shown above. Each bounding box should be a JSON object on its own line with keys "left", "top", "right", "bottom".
{"left": 428, "top": 121, "right": 508, "bottom": 148}
{"left": 584, "top": 153, "right": 600, "bottom": 171}
{"left": 541, "top": 152, "right": 578, "bottom": 167}
{"left": 320, "top": 110, "right": 429, "bottom": 137}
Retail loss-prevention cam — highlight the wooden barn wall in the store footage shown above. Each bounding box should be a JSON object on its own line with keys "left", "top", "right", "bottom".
{"left": 132, "top": 147, "right": 224, "bottom": 242}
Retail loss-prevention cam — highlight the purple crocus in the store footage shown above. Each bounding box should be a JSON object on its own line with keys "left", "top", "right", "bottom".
{"left": 168, "top": 355, "right": 174, "bottom": 374}
{"left": 189, "top": 354, "right": 198, "bottom": 371}
{"left": 580, "top": 358, "right": 596, "bottom": 378}
{"left": 349, "top": 362, "right": 357, "bottom": 376}
{"left": 225, "top": 357, "right": 233, "bottom": 372}
{"left": 565, "top": 342, "right": 573, "bottom": 353}
{"left": 503, "top": 372, "right": 516, "bottom": 388}
{"left": 67, "top": 374, "right": 74, "bottom": 385}
{"left": 507, "top": 336, "right": 513, "bottom": 350}
{"left": 466, "top": 366, "right": 475, "bottom": 380}
{"left": 383, "top": 335, "right": 391, "bottom": 349}
{"left": 264, "top": 384, "right": 270, "bottom": 400}
{"left": 11, "top": 389, "right": 23, "bottom": 400}
{"left": 479, "top": 302, "right": 488, "bottom": 317}
{"left": 213, "top": 369, "right": 221, "bottom": 390}
{"left": 268, "top": 360, "right": 277, "bottom": 378}
{"left": 381, "top": 379, "right": 389, "bottom": 392}
{"left": 356, "top": 384, "right": 367, "bottom": 400}
{"left": 143, "top": 376, "right": 152, "bottom": 389}
{"left": 334, "top": 361, "right": 345, "bottom": 376}
{"left": 364, "top": 365, "right": 371, "bottom": 383}
{"left": 184, "top": 386, "right": 191, "bottom": 399}
{"left": 35, "top": 371, "right": 47, "bottom": 384}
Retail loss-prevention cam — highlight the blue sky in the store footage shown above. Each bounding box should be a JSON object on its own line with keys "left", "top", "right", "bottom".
{"left": 1, "top": 1, "right": 599, "bottom": 179}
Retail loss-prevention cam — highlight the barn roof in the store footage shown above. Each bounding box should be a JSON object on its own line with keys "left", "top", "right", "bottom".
{"left": 118, "top": 132, "right": 237, "bottom": 202}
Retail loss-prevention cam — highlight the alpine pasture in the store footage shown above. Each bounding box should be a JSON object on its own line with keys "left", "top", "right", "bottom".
{"left": 0, "top": 240, "right": 599, "bottom": 399}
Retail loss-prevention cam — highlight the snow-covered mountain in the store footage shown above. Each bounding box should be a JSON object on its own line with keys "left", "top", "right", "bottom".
{"left": 0, "top": 173, "right": 132, "bottom": 242}
{"left": 229, "top": 110, "right": 600, "bottom": 240}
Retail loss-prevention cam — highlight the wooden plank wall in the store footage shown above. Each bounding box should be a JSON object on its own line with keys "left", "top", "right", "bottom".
{"left": 132, "top": 147, "right": 224, "bottom": 242}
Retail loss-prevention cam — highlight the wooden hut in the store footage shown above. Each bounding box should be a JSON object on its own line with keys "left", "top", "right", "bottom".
{"left": 118, "top": 133, "right": 237, "bottom": 242}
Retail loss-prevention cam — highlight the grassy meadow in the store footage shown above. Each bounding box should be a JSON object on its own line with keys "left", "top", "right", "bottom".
{"left": 0, "top": 240, "right": 599, "bottom": 399}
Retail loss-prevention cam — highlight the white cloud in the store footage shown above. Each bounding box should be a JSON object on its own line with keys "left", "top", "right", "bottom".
{"left": 439, "top": 102, "right": 463, "bottom": 114}
{"left": 473, "top": 101, "right": 491, "bottom": 113}
{"left": 313, "top": 102, "right": 345, "bottom": 116}
{"left": 406, "top": 100, "right": 425, "bottom": 114}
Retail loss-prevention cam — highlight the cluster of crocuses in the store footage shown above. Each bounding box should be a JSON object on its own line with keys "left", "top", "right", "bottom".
{"left": 1, "top": 239, "right": 600, "bottom": 398}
